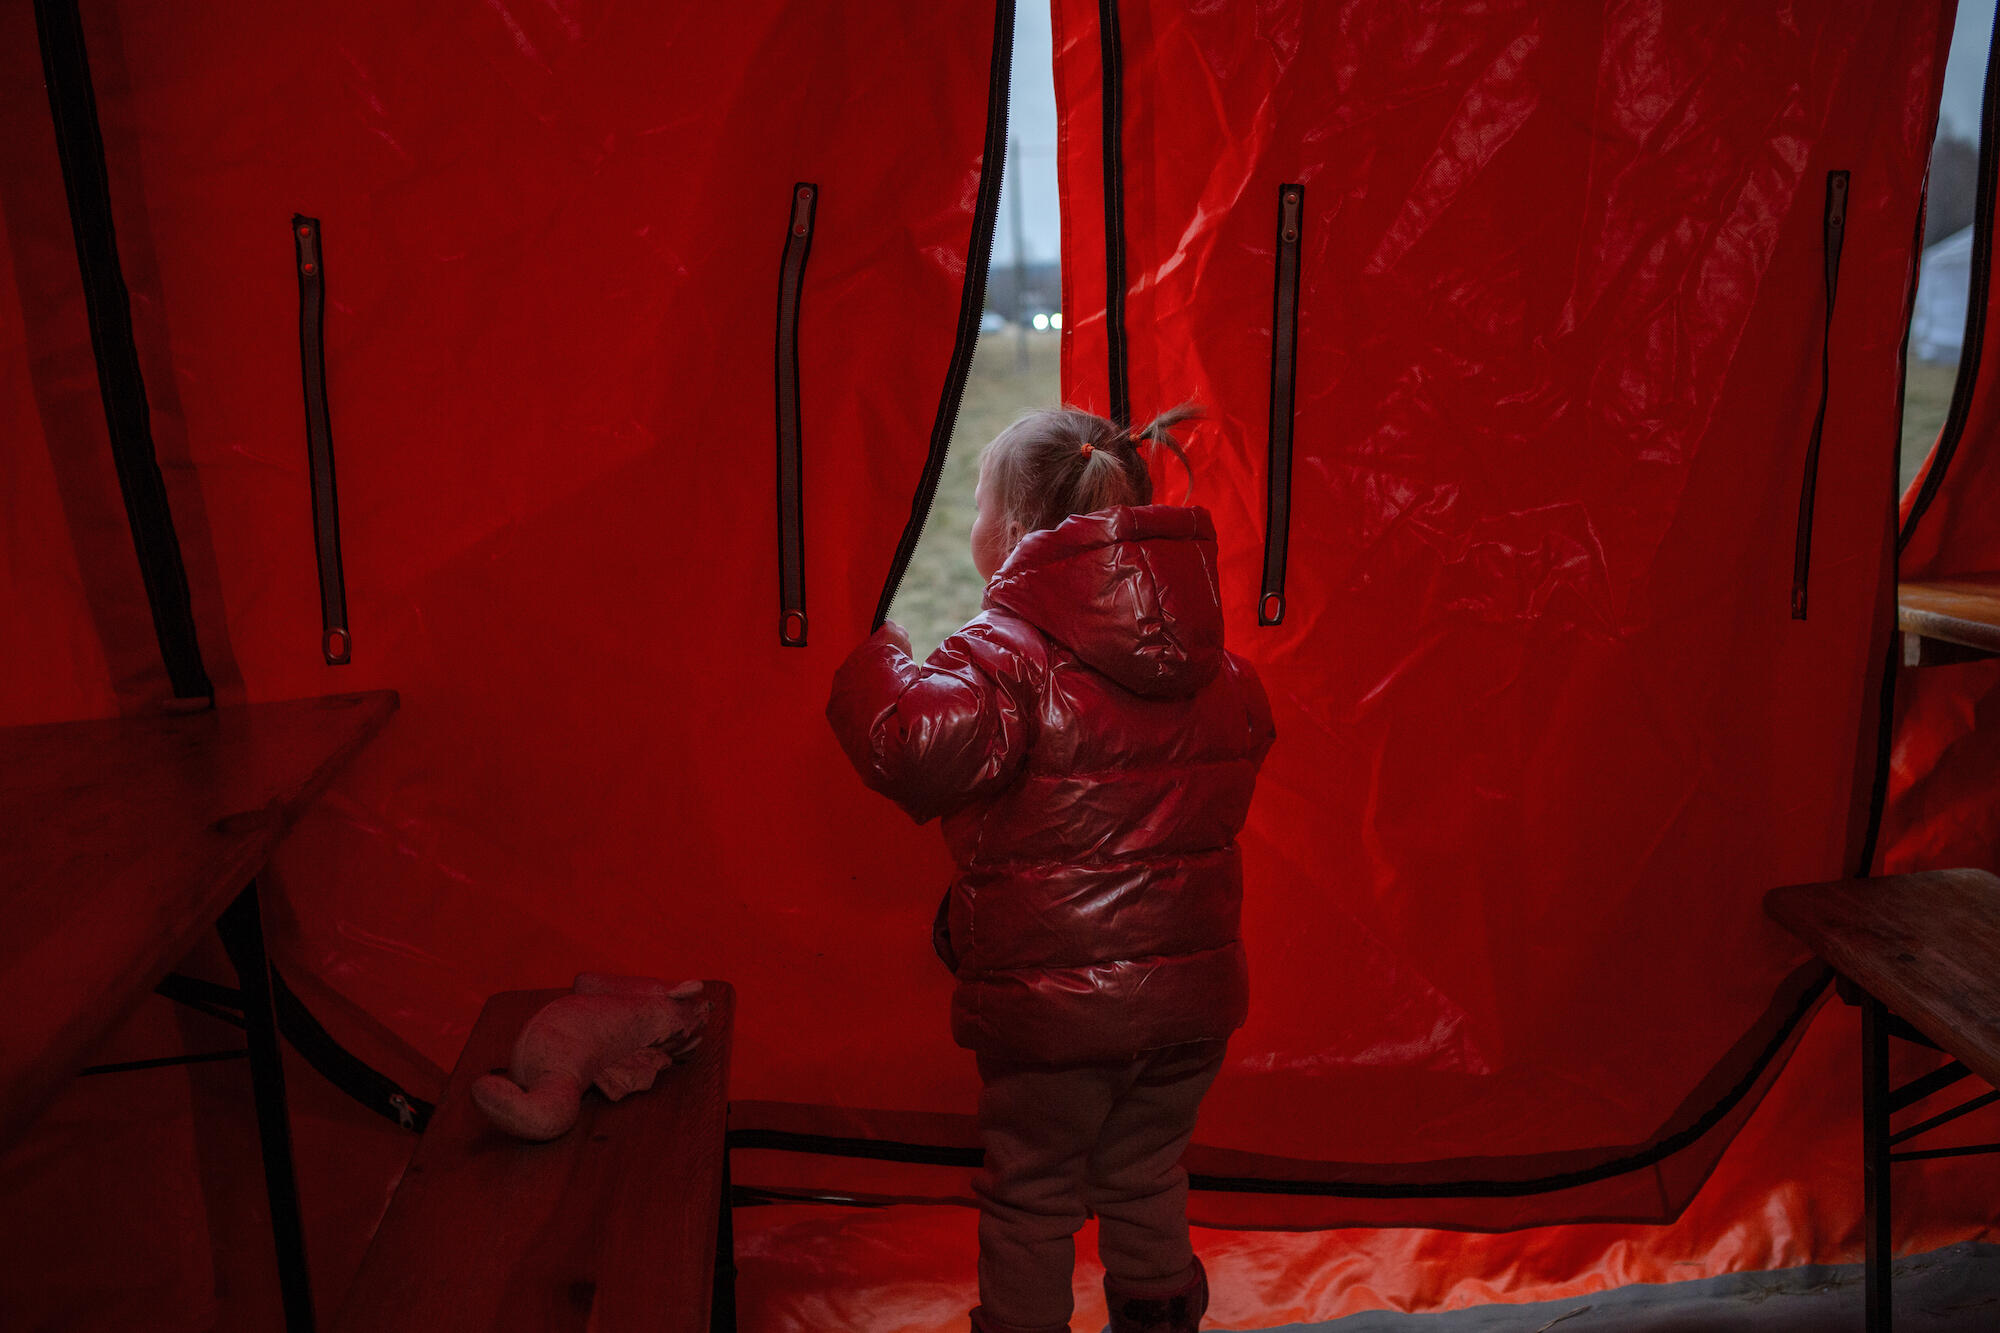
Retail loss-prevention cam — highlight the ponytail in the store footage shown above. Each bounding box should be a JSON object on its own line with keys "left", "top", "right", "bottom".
{"left": 1131, "top": 403, "right": 1200, "bottom": 506}
{"left": 985, "top": 402, "right": 1205, "bottom": 538}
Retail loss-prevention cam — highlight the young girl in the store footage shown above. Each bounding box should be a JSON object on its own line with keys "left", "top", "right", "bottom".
{"left": 826, "top": 406, "right": 1276, "bottom": 1333}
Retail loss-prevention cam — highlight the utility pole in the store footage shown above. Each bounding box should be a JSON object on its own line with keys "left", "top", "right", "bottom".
{"left": 1009, "top": 135, "right": 1029, "bottom": 373}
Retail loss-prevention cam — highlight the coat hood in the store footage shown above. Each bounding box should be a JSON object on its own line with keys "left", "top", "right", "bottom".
{"left": 983, "top": 504, "right": 1226, "bottom": 698}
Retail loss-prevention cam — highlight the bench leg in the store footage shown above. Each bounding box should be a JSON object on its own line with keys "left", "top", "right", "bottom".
{"left": 1863, "top": 994, "right": 1892, "bottom": 1333}
{"left": 219, "top": 879, "right": 317, "bottom": 1333}
{"left": 712, "top": 1146, "right": 738, "bottom": 1333}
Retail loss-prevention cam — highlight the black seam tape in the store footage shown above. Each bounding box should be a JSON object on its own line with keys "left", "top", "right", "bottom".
{"left": 1099, "top": 0, "right": 1131, "bottom": 426}
{"left": 868, "top": 0, "right": 1017, "bottom": 631}
{"left": 1260, "top": 183, "right": 1304, "bottom": 628}
{"left": 33, "top": 0, "right": 213, "bottom": 700}
{"left": 727, "top": 964, "right": 1827, "bottom": 1200}
{"left": 1791, "top": 170, "right": 1847, "bottom": 620}
{"left": 775, "top": 183, "right": 818, "bottom": 647}
{"left": 293, "top": 214, "right": 351, "bottom": 664}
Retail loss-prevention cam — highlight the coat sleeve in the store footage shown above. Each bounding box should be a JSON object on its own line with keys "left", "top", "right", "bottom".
{"left": 826, "top": 618, "right": 1039, "bottom": 825}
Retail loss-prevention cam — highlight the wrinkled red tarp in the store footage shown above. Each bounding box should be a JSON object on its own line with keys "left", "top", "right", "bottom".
{"left": 3, "top": 0, "right": 1997, "bottom": 1327}
{"left": 1050, "top": 0, "right": 1967, "bottom": 1199}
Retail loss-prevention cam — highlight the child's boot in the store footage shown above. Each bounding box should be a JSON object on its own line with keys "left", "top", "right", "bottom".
{"left": 1103, "top": 1257, "right": 1209, "bottom": 1333}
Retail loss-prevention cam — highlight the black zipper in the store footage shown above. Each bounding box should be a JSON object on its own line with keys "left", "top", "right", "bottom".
{"left": 871, "top": 0, "right": 1017, "bottom": 630}
{"left": 775, "top": 182, "right": 818, "bottom": 647}
{"left": 1099, "top": 0, "right": 1131, "bottom": 426}
{"left": 1260, "top": 183, "right": 1304, "bottom": 627}
{"left": 1791, "top": 169, "right": 1848, "bottom": 620}
{"left": 1902, "top": 0, "right": 2000, "bottom": 550}
{"left": 267, "top": 965, "right": 434, "bottom": 1133}
{"left": 293, "top": 214, "right": 351, "bottom": 664}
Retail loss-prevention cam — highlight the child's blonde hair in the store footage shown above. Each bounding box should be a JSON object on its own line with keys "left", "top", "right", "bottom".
{"left": 983, "top": 404, "right": 1200, "bottom": 537}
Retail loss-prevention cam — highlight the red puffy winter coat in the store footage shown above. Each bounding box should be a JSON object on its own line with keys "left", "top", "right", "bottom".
{"left": 827, "top": 504, "right": 1276, "bottom": 1064}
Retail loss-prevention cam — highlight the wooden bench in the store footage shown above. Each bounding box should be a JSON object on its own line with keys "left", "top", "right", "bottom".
{"left": 1899, "top": 574, "right": 2000, "bottom": 666}
{"left": 333, "top": 982, "right": 736, "bottom": 1333}
{"left": 1765, "top": 869, "right": 2000, "bottom": 1333}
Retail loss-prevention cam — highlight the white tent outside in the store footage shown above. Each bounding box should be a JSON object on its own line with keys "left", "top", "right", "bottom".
{"left": 1912, "top": 224, "right": 1973, "bottom": 363}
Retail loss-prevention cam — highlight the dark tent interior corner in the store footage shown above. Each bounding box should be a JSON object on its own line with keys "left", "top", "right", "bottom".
{"left": 6, "top": 0, "right": 2000, "bottom": 1329}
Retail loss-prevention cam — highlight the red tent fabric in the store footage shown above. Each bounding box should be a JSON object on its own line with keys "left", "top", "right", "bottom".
{"left": 1047, "top": 0, "right": 1946, "bottom": 1209}
{"left": 4, "top": 0, "right": 1998, "bottom": 1326}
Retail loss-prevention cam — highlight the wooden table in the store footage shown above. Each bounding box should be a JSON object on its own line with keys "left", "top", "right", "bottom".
{"left": 1765, "top": 869, "right": 2000, "bottom": 1333}
{"left": 333, "top": 983, "right": 735, "bottom": 1332}
{"left": 1899, "top": 575, "right": 2000, "bottom": 666}
{"left": 1, "top": 689, "right": 399, "bottom": 1331}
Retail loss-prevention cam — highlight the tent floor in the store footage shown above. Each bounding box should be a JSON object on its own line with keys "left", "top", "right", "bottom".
{"left": 1282, "top": 1242, "right": 2000, "bottom": 1331}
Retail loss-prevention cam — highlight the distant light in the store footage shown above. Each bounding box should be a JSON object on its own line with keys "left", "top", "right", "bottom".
{"left": 1050, "top": 312, "right": 1063, "bottom": 330}
{"left": 1032, "top": 312, "right": 1050, "bottom": 331}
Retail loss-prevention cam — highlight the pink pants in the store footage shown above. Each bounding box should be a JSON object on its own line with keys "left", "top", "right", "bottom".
{"left": 970, "top": 1039, "right": 1227, "bottom": 1332}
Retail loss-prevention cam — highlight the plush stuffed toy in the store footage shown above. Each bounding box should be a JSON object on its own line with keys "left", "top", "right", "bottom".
{"left": 470, "top": 974, "right": 709, "bottom": 1141}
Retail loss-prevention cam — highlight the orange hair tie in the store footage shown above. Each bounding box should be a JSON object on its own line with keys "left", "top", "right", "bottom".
{"left": 1079, "top": 442, "right": 1094, "bottom": 458}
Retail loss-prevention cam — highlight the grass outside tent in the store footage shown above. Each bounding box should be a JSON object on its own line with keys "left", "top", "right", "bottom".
{"left": 1904, "top": 356, "right": 1960, "bottom": 496}
{"left": 887, "top": 328, "right": 1061, "bottom": 660}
